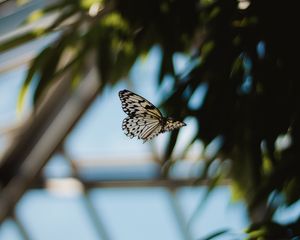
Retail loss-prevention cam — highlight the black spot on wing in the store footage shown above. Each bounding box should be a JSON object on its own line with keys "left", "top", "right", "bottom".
{"left": 119, "top": 89, "right": 163, "bottom": 118}
{"left": 145, "top": 105, "right": 155, "bottom": 110}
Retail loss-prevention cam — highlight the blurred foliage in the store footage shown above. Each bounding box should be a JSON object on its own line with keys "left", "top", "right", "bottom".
{"left": 1, "top": 0, "right": 300, "bottom": 238}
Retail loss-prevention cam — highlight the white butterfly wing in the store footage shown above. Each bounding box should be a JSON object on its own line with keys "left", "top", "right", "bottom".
{"left": 122, "top": 115, "right": 162, "bottom": 142}
{"left": 119, "top": 90, "right": 162, "bottom": 118}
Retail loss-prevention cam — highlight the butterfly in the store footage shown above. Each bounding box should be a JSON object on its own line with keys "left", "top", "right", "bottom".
{"left": 119, "top": 89, "right": 186, "bottom": 143}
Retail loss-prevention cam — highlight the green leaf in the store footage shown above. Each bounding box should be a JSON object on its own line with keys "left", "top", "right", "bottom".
{"left": 285, "top": 177, "right": 300, "bottom": 205}
{"left": 45, "top": 6, "right": 78, "bottom": 32}
{"left": 33, "top": 50, "right": 61, "bottom": 105}
{"left": 17, "top": 46, "right": 52, "bottom": 112}
{"left": 42, "top": 0, "right": 73, "bottom": 14}
{"left": 198, "top": 229, "right": 230, "bottom": 240}
{"left": 230, "top": 55, "right": 244, "bottom": 78}
{"left": 158, "top": 49, "right": 175, "bottom": 85}
{"left": 96, "top": 30, "right": 113, "bottom": 83}
{"left": 54, "top": 49, "right": 85, "bottom": 80}
{"left": 163, "top": 130, "right": 179, "bottom": 162}
{"left": 26, "top": 10, "right": 45, "bottom": 23}
{"left": 0, "top": 32, "right": 41, "bottom": 52}
{"left": 32, "top": 30, "right": 79, "bottom": 105}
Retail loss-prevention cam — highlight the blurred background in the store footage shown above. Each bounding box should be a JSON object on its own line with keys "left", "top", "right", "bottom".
{"left": 0, "top": 0, "right": 299, "bottom": 239}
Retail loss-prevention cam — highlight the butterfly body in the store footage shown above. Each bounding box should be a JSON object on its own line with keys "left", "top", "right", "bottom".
{"left": 119, "top": 89, "right": 186, "bottom": 142}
